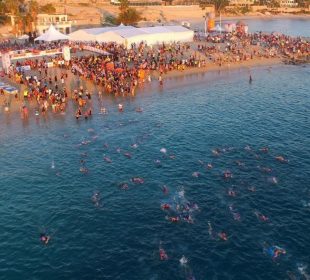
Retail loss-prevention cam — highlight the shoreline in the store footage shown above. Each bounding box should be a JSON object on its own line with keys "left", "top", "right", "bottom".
{"left": 0, "top": 57, "right": 285, "bottom": 115}
{"left": 157, "top": 57, "right": 282, "bottom": 80}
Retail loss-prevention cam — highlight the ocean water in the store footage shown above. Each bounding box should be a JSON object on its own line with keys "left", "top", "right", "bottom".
{"left": 222, "top": 18, "right": 310, "bottom": 37}
{"left": 0, "top": 63, "right": 309, "bottom": 279}
{"left": 192, "top": 17, "right": 310, "bottom": 37}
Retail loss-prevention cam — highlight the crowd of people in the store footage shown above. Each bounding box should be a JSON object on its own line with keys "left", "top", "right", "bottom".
{"left": 0, "top": 29, "right": 309, "bottom": 118}
{"left": 195, "top": 31, "right": 310, "bottom": 65}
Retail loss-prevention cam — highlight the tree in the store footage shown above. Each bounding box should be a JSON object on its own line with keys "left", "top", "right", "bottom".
{"left": 199, "top": 0, "right": 229, "bottom": 14}
{"left": 40, "top": 3, "right": 56, "bottom": 13}
{"left": 119, "top": 0, "right": 130, "bottom": 12}
{"left": 117, "top": 0, "right": 141, "bottom": 25}
{"left": 5, "top": 0, "right": 20, "bottom": 14}
{"left": 162, "top": 0, "right": 173, "bottom": 6}
{"left": 117, "top": 7, "right": 141, "bottom": 25}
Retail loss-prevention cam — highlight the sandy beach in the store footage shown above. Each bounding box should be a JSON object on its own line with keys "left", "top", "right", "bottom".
{"left": 0, "top": 55, "right": 282, "bottom": 115}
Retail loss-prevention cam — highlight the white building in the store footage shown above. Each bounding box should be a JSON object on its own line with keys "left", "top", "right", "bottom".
{"left": 36, "top": 14, "right": 72, "bottom": 35}
{"left": 279, "top": 0, "right": 298, "bottom": 7}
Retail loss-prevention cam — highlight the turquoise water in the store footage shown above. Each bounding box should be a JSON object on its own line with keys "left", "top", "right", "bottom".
{"left": 0, "top": 64, "right": 309, "bottom": 279}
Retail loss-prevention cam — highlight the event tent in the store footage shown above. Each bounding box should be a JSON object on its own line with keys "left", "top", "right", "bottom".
{"left": 35, "top": 25, "right": 69, "bottom": 42}
{"left": 69, "top": 25, "right": 194, "bottom": 47}
{"left": 18, "top": 34, "right": 29, "bottom": 40}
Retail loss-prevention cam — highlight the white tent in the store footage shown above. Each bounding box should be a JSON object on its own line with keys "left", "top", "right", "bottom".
{"left": 35, "top": 25, "right": 69, "bottom": 42}
{"left": 68, "top": 25, "right": 194, "bottom": 47}
{"left": 18, "top": 34, "right": 29, "bottom": 40}
{"left": 69, "top": 24, "right": 132, "bottom": 43}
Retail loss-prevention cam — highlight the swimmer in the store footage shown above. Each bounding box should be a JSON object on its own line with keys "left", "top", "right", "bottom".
{"left": 192, "top": 172, "right": 201, "bottom": 178}
{"left": 249, "top": 75, "right": 253, "bottom": 84}
{"left": 116, "top": 147, "right": 121, "bottom": 153}
{"left": 235, "top": 160, "right": 245, "bottom": 167}
{"left": 207, "top": 163, "right": 213, "bottom": 169}
{"left": 131, "top": 143, "right": 138, "bottom": 149}
{"left": 297, "top": 264, "right": 310, "bottom": 280}
{"left": 119, "top": 182, "right": 129, "bottom": 190}
{"left": 208, "top": 221, "right": 213, "bottom": 238}
{"left": 118, "top": 104, "right": 123, "bottom": 112}
{"left": 179, "top": 255, "right": 188, "bottom": 265}
{"left": 103, "top": 143, "right": 109, "bottom": 149}
{"left": 124, "top": 152, "right": 132, "bottom": 159}
{"left": 254, "top": 211, "right": 269, "bottom": 222}
{"left": 248, "top": 186, "right": 256, "bottom": 192}
{"left": 154, "top": 159, "right": 162, "bottom": 167}
{"left": 218, "top": 232, "right": 228, "bottom": 241}
{"left": 268, "top": 176, "right": 278, "bottom": 184}
{"left": 260, "top": 147, "right": 269, "bottom": 153}
{"left": 244, "top": 145, "right": 251, "bottom": 151}
{"left": 266, "top": 246, "right": 286, "bottom": 259}
{"left": 223, "top": 170, "right": 233, "bottom": 179}
{"left": 258, "top": 166, "right": 272, "bottom": 173}
{"left": 51, "top": 160, "right": 55, "bottom": 169}
{"left": 103, "top": 156, "right": 112, "bottom": 163}
{"left": 161, "top": 203, "right": 170, "bottom": 210}
{"left": 162, "top": 185, "right": 169, "bottom": 194}
{"left": 160, "top": 148, "right": 167, "bottom": 154}
{"left": 131, "top": 177, "right": 144, "bottom": 184}
{"left": 169, "top": 216, "right": 180, "bottom": 223}
{"left": 135, "top": 107, "right": 143, "bottom": 113}
{"left": 40, "top": 233, "right": 50, "bottom": 245}
{"left": 159, "top": 248, "right": 168, "bottom": 261}
{"left": 212, "top": 149, "right": 220, "bottom": 156}
{"left": 182, "top": 213, "right": 194, "bottom": 223}
{"left": 229, "top": 206, "right": 241, "bottom": 221}
{"left": 227, "top": 189, "right": 236, "bottom": 197}
{"left": 80, "top": 167, "right": 88, "bottom": 174}
{"left": 169, "top": 154, "right": 176, "bottom": 159}
{"left": 275, "top": 155, "right": 288, "bottom": 163}
{"left": 92, "top": 192, "right": 101, "bottom": 207}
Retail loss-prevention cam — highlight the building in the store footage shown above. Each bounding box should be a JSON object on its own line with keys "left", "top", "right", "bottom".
{"left": 278, "top": 0, "right": 298, "bottom": 7}
{"left": 36, "top": 14, "right": 72, "bottom": 35}
{"left": 229, "top": 0, "right": 254, "bottom": 5}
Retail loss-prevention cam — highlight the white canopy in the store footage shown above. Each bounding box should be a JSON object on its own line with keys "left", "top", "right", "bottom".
{"left": 69, "top": 25, "right": 194, "bottom": 47}
{"left": 18, "top": 34, "right": 29, "bottom": 40}
{"left": 35, "top": 25, "right": 69, "bottom": 42}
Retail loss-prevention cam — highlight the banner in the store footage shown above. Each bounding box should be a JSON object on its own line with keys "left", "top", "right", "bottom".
{"left": 1, "top": 53, "right": 11, "bottom": 73}
{"left": 83, "top": 45, "right": 111, "bottom": 56}
{"left": 63, "top": 46, "right": 71, "bottom": 61}
{"left": 16, "top": 65, "right": 31, "bottom": 72}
